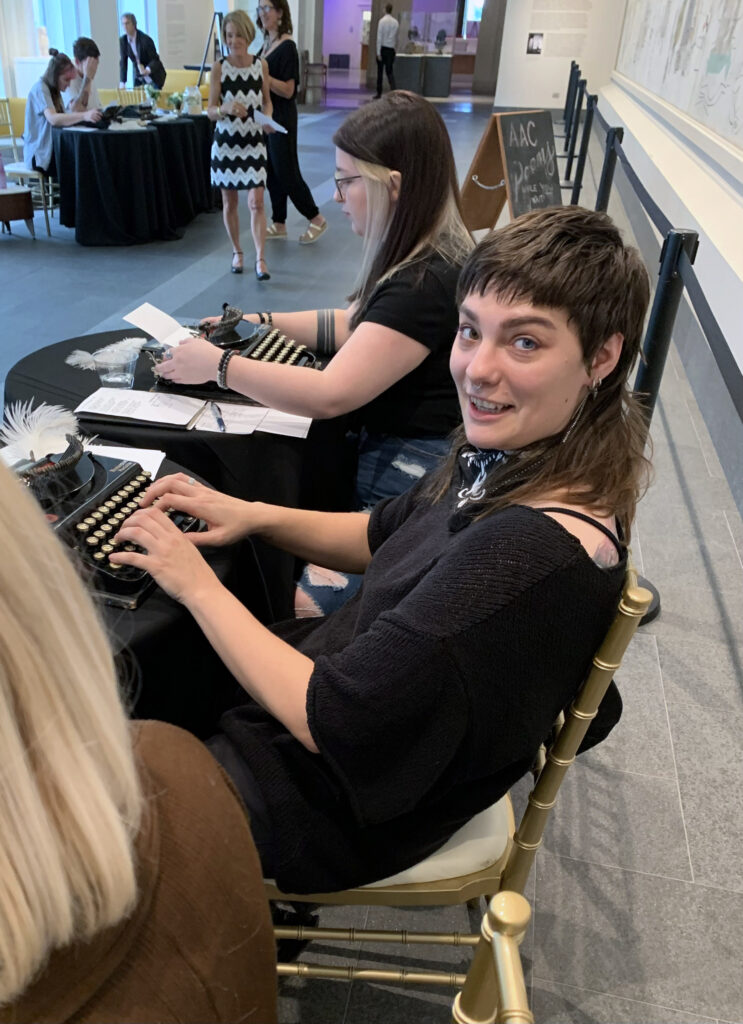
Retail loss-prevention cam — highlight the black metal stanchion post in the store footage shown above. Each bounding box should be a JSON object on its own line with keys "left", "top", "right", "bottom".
{"left": 563, "top": 61, "right": 577, "bottom": 121}
{"left": 595, "top": 126, "right": 623, "bottom": 212}
{"left": 558, "top": 63, "right": 579, "bottom": 139}
{"left": 563, "top": 71, "right": 582, "bottom": 151}
{"left": 570, "top": 93, "right": 596, "bottom": 205}
{"left": 633, "top": 228, "right": 700, "bottom": 623}
{"left": 563, "top": 79, "right": 585, "bottom": 183}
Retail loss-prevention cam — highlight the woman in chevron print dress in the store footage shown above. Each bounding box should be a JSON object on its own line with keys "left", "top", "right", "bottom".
{"left": 209, "top": 10, "right": 274, "bottom": 280}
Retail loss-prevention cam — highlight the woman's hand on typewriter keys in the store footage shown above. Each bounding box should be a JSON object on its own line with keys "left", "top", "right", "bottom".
{"left": 110, "top": 506, "right": 219, "bottom": 604}
{"left": 153, "top": 337, "right": 221, "bottom": 385}
{"left": 139, "top": 473, "right": 253, "bottom": 547}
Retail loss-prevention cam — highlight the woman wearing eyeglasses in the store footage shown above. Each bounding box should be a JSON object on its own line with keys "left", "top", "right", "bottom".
{"left": 208, "top": 10, "right": 274, "bottom": 280}
{"left": 256, "top": 0, "right": 327, "bottom": 244}
{"left": 157, "top": 92, "right": 472, "bottom": 612}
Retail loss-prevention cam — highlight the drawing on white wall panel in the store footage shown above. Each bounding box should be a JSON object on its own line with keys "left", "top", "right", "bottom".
{"left": 617, "top": 0, "right": 743, "bottom": 150}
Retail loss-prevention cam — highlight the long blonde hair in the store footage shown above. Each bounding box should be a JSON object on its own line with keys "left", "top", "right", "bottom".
{"left": 0, "top": 461, "right": 142, "bottom": 1006}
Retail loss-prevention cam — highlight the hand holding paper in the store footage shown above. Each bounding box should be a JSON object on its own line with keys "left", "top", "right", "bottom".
{"left": 255, "top": 110, "right": 287, "bottom": 134}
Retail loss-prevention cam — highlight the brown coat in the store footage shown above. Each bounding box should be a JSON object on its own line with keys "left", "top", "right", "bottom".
{"left": 1, "top": 721, "right": 277, "bottom": 1024}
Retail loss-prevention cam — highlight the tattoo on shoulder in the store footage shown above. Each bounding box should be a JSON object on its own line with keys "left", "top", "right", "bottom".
{"left": 592, "top": 537, "right": 619, "bottom": 569}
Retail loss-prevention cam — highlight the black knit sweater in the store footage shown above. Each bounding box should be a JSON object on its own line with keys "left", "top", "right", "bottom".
{"left": 217, "top": 474, "right": 625, "bottom": 893}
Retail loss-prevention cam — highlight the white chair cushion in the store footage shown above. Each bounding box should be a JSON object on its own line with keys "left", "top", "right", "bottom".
{"left": 364, "top": 796, "right": 510, "bottom": 887}
{"left": 5, "top": 163, "right": 37, "bottom": 175}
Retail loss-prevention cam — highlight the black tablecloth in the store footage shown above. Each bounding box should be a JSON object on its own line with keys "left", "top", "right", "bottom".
{"left": 53, "top": 117, "right": 212, "bottom": 246}
{"left": 5, "top": 331, "right": 355, "bottom": 619}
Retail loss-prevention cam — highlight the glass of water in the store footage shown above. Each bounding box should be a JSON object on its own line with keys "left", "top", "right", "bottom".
{"left": 93, "top": 349, "right": 139, "bottom": 388}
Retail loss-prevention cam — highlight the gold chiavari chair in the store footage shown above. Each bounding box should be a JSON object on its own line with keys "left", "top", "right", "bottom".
{"left": 117, "top": 87, "right": 148, "bottom": 106}
{"left": 269, "top": 565, "right": 652, "bottom": 1003}
{"left": 453, "top": 891, "right": 533, "bottom": 1024}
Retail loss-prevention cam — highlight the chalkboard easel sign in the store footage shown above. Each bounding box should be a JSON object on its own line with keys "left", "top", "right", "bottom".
{"left": 460, "top": 109, "right": 562, "bottom": 231}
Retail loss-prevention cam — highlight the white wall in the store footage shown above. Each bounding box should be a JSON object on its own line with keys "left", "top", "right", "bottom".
{"left": 494, "top": 0, "right": 626, "bottom": 109}
{"left": 156, "top": 0, "right": 216, "bottom": 69}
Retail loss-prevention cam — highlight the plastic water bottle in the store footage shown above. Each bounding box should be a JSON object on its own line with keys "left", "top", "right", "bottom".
{"left": 0, "top": 152, "right": 7, "bottom": 190}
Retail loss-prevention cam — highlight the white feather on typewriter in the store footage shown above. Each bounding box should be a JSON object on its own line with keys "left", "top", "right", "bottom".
{"left": 0, "top": 401, "right": 83, "bottom": 465}
{"left": 66, "top": 336, "right": 148, "bottom": 370}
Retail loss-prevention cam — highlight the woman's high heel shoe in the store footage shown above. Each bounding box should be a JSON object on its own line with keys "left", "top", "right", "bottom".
{"left": 255, "top": 257, "right": 270, "bottom": 281}
{"left": 231, "top": 250, "right": 244, "bottom": 274}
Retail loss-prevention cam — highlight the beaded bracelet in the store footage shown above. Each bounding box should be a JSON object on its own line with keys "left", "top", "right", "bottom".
{"left": 217, "top": 348, "right": 238, "bottom": 389}
{"left": 256, "top": 311, "right": 273, "bottom": 326}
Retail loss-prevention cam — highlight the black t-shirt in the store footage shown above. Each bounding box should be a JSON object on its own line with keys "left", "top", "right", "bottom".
{"left": 351, "top": 251, "right": 462, "bottom": 438}
{"left": 264, "top": 39, "right": 299, "bottom": 130}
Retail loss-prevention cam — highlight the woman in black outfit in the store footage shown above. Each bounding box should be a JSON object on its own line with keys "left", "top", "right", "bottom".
{"left": 257, "top": 0, "right": 328, "bottom": 244}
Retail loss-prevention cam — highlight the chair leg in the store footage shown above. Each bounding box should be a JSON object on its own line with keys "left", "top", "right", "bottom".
{"left": 40, "top": 179, "right": 51, "bottom": 236}
{"left": 25, "top": 218, "right": 36, "bottom": 239}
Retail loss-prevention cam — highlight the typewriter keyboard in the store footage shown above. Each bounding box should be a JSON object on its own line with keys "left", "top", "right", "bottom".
{"left": 69, "top": 469, "right": 201, "bottom": 607}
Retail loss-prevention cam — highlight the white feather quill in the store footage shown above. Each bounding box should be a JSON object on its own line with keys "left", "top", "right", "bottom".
{"left": 1, "top": 402, "right": 79, "bottom": 462}
{"left": 65, "top": 336, "right": 147, "bottom": 371}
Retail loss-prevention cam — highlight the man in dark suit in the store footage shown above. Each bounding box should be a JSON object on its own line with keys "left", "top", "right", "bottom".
{"left": 119, "top": 12, "right": 166, "bottom": 89}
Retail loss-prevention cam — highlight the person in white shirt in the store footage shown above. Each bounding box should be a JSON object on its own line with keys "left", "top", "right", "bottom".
{"left": 65, "top": 37, "right": 102, "bottom": 112}
{"left": 375, "top": 4, "right": 399, "bottom": 98}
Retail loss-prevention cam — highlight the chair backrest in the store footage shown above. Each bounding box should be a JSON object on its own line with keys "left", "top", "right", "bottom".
{"left": 500, "top": 565, "right": 652, "bottom": 895}
{"left": 118, "top": 87, "right": 147, "bottom": 105}
{"left": 453, "top": 891, "right": 533, "bottom": 1024}
{"left": 0, "top": 97, "right": 20, "bottom": 162}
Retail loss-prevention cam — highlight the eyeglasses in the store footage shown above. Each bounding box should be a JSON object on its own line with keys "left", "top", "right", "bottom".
{"left": 334, "top": 174, "right": 362, "bottom": 199}
{"left": 256, "top": 5, "right": 275, "bottom": 13}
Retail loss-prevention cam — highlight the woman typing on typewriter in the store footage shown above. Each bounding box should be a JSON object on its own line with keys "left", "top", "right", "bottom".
{"left": 0, "top": 461, "right": 277, "bottom": 1020}
{"left": 155, "top": 93, "right": 472, "bottom": 505}
{"left": 115, "top": 207, "right": 651, "bottom": 895}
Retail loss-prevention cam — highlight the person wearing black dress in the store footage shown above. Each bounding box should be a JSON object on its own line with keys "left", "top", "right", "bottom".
{"left": 257, "top": 0, "right": 328, "bottom": 245}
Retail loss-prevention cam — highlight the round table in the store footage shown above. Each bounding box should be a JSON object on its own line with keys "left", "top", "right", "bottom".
{"left": 53, "top": 116, "right": 213, "bottom": 246}
{"left": 5, "top": 331, "right": 355, "bottom": 619}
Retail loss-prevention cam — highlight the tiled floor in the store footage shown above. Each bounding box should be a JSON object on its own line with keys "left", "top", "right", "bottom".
{"left": 1, "top": 97, "right": 741, "bottom": 1024}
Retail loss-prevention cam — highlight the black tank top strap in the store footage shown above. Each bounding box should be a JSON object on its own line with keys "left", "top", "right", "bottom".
{"left": 538, "top": 507, "right": 624, "bottom": 555}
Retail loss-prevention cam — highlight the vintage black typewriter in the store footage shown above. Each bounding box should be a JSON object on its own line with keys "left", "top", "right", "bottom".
{"left": 16, "top": 435, "right": 203, "bottom": 609}
{"left": 150, "top": 305, "right": 321, "bottom": 404}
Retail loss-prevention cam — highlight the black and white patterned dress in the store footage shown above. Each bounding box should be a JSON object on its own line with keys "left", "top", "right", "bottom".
{"left": 210, "top": 56, "right": 267, "bottom": 190}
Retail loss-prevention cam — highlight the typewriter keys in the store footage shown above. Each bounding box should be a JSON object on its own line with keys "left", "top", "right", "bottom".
{"left": 76, "top": 522, "right": 90, "bottom": 533}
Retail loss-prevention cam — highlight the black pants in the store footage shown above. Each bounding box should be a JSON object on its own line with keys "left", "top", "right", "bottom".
{"left": 376, "top": 47, "right": 396, "bottom": 95}
{"left": 266, "top": 112, "right": 319, "bottom": 224}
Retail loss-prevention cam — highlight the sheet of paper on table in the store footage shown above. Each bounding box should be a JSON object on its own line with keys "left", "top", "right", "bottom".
{"left": 258, "top": 409, "right": 312, "bottom": 438}
{"left": 192, "top": 403, "right": 268, "bottom": 434}
{"left": 75, "top": 388, "right": 206, "bottom": 427}
{"left": 85, "top": 443, "right": 166, "bottom": 478}
{"left": 123, "top": 302, "right": 194, "bottom": 347}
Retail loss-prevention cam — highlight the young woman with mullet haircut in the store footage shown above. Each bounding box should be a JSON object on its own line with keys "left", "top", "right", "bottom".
{"left": 0, "top": 459, "right": 276, "bottom": 1021}
{"left": 112, "top": 207, "right": 652, "bottom": 896}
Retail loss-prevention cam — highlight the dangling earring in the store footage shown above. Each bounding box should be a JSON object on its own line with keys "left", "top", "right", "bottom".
{"left": 590, "top": 376, "right": 602, "bottom": 397}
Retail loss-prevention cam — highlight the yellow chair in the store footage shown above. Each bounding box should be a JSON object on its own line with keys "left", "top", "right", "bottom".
{"left": 163, "top": 68, "right": 200, "bottom": 92}
{"left": 453, "top": 892, "right": 533, "bottom": 1024}
{"left": 98, "top": 89, "right": 119, "bottom": 107}
{"left": 0, "top": 98, "right": 20, "bottom": 162}
{"left": 117, "top": 87, "right": 147, "bottom": 105}
{"left": 270, "top": 566, "right": 652, "bottom": 997}
{"left": 8, "top": 97, "right": 25, "bottom": 140}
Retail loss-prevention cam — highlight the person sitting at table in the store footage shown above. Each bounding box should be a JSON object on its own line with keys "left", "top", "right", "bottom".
{"left": 0, "top": 460, "right": 277, "bottom": 1021}
{"left": 118, "top": 12, "right": 166, "bottom": 90}
{"left": 114, "top": 206, "right": 652, "bottom": 895}
{"left": 155, "top": 91, "right": 473, "bottom": 610}
{"left": 65, "top": 36, "right": 102, "bottom": 112}
{"left": 22, "top": 50, "right": 102, "bottom": 176}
